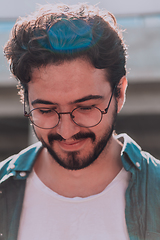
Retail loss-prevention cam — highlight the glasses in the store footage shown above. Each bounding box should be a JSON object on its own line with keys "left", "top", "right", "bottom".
{"left": 24, "top": 87, "right": 115, "bottom": 129}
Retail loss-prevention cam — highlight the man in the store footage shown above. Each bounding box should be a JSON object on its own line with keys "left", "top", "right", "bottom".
{"left": 0, "top": 3, "right": 160, "bottom": 240}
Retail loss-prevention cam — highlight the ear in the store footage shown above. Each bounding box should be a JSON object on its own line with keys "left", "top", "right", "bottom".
{"left": 117, "top": 76, "right": 128, "bottom": 113}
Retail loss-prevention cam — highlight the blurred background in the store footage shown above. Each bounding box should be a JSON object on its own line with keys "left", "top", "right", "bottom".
{"left": 0, "top": 0, "right": 160, "bottom": 161}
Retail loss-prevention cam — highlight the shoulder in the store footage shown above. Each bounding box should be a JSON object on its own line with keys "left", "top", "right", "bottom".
{"left": 141, "top": 150, "right": 160, "bottom": 177}
{"left": 0, "top": 142, "right": 42, "bottom": 184}
{"left": 117, "top": 133, "right": 160, "bottom": 175}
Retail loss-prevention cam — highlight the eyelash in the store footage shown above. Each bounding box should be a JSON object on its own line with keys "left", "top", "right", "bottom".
{"left": 36, "top": 104, "right": 97, "bottom": 114}
{"left": 77, "top": 104, "right": 96, "bottom": 108}
{"left": 39, "top": 109, "right": 52, "bottom": 114}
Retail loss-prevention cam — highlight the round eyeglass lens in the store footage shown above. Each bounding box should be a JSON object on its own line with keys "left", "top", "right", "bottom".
{"left": 72, "top": 106, "right": 102, "bottom": 127}
{"left": 29, "top": 108, "right": 59, "bottom": 129}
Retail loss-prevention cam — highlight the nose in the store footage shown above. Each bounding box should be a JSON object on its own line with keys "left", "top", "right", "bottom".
{"left": 56, "top": 113, "right": 80, "bottom": 140}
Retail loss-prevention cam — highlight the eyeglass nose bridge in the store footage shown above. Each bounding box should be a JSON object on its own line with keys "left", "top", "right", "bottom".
{"left": 57, "top": 111, "right": 76, "bottom": 125}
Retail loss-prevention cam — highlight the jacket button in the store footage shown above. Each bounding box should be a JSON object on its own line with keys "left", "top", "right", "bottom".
{"left": 19, "top": 172, "right": 27, "bottom": 177}
{"left": 136, "top": 162, "right": 140, "bottom": 168}
{"left": 0, "top": 191, "right": 2, "bottom": 194}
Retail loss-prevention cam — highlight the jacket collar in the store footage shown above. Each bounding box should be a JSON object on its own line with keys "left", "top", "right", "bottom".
{"left": 8, "top": 142, "right": 42, "bottom": 172}
{"left": 0, "top": 142, "right": 42, "bottom": 183}
{"left": 116, "top": 133, "right": 143, "bottom": 171}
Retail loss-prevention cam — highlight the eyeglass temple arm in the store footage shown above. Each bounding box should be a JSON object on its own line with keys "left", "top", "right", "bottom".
{"left": 103, "top": 85, "right": 116, "bottom": 114}
{"left": 24, "top": 99, "right": 29, "bottom": 117}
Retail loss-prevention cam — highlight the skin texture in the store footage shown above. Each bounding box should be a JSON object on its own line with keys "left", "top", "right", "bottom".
{"left": 28, "top": 59, "right": 127, "bottom": 197}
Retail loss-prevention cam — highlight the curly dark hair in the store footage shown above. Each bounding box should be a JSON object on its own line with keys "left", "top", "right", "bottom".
{"left": 4, "top": 3, "right": 127, "bottom": 100}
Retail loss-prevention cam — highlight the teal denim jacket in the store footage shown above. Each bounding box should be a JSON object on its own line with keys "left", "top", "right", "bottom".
{"left": 0, "top": 134, "right": 160, "bottom": 240}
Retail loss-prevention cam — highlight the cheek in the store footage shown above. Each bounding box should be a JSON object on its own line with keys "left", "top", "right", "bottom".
{"left": 92, "top": 111, "right": 115, "bottom": 137}
{"left": 90, "top": 123, "right": 106, "bottom": 141}
{"left": 33, "top": 126, "right": 51, "bottom": 142}
{"left": 98, "top": 115, "right": 110, "bottom": 129}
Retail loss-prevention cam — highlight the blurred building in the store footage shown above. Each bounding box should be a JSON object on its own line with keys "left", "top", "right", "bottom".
{"left": 0, "top": 0, "right": 160, "bottom": 161}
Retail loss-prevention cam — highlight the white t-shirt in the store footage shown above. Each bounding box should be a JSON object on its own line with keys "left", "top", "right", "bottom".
{"left": 18, "top": 168, "right": 130, "bottom": 240}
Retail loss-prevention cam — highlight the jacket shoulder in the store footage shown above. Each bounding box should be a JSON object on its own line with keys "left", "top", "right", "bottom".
{"left": 0, "top": 155, "right": 16, "bottom": 180}
{"left": 141, "top": 150, "right": 160, "bottom": 170}
{"left": 140, "top": 151, "right": 160, "bottom": 186}
{"left": 0, "top": 142, "right": 42, "bottom": 183}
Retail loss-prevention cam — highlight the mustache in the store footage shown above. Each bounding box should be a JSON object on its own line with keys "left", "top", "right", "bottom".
{"left": 48, "top": 131, "right": 96, "bottom": 145}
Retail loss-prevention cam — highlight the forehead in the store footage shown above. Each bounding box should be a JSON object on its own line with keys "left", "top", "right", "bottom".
{"left": 28, "top": 59, "right": 111, "bottom": 103}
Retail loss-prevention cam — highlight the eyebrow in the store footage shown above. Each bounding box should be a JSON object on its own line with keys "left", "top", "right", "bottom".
{"left": 72, "top": 95, "right": 104, "bottom": 104}
{"left": 31, "top": 99, "right": 57, "bottom": 106}
{"left": 31, "top": 95, "right": 104, "bottom": 106}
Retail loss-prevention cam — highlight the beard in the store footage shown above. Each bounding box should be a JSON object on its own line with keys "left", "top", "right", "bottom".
{"left": 35, "top": 104, "right": 117, "bottom": 171}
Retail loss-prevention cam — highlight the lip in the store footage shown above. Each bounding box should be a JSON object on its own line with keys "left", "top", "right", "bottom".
{"left": 57, "top": 139, "right": 88, "bottom": 151}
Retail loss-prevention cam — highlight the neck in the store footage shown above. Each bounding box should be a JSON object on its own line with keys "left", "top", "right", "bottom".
{"left": 34, "top": 135, "right": 123, "bottom": 198}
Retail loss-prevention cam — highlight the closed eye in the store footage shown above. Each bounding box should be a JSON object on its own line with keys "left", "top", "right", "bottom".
{"left": 77, "top": 105, "right": 95, "bottom": 111}
{"left": 38, "top": 108, "right": 55, "bottom": 114}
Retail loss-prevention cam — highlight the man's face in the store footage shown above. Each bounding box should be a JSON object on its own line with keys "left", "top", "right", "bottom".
{"left": 28, "top": 59, "right": 119, "bottom": 170}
